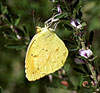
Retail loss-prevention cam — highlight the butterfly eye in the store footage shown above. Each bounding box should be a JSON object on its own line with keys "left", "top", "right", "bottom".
{"left": 36, "top": 26, "right": 42, "bottom": 33}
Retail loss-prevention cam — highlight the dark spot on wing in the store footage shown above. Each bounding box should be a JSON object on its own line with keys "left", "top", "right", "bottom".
{"left": 56, "top": 47, "right": 59, "bottom": 51}
{"left": 42, "top": 48, "right": 48, "bottom": 51}
{"left": 31, "top": 54, "right": 33, "bottom": 56}
{"left": 31, "top": 54, "right": 38, "bottom": 57}
{"left": 33, "top": 55, "right": 38, "bottom": 57}
{"left": 37, "top": 68, "right": 39, "bottom": 70}
{"left": 33, "top": 39, "right": 36, "bottom": 42}
{"left": 61, "top": 60, "right": 63, "bottom": 64}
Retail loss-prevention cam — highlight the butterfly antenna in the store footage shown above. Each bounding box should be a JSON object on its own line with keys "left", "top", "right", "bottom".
{"left": 32, "top": 10, "right": 37, "bottom": 30}
{"left": 53, "top": 21, "right": 60, "bottom": 30}
{"left": 45, "top": 13, "right": 60, "bottom": 29}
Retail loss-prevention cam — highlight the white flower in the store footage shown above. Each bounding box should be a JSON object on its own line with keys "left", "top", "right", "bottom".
{"left": 48, "top": 74, "right": 53, "bottom": 83}
{"left": 71, "top": 19, "right": 82, "bottom": 29}
{"left": 79, "top": 49, "right": 93, "bottom": 58}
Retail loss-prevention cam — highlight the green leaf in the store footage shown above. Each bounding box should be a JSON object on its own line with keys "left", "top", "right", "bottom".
{"left": 23, "top": 25, "right": 30, "bottom": 40}
{"left": 70, "top": 47, "right": 79, "bottom": 51}
{"left": 82, "top": 64, "right": 90, "bottom": 75}
{"left": 4, "top": 43, "right": 26, "bottom": 50}
{"left": 7, "top": 34, "right": 17, "bottom": 40}
{"left": 76, "top": 7, "right": 82, "bottom": 20}
{"left": 46, "top": 87, "right": 73, "bottom": 93}
{"left": 14, "top": 14, "right": 21, "bottom": 26}
{"left": 73, "top": 0, "right": 79, "bottom": 8}
{"left": 0, "top": 2, "right": 3, "bottom": 13}
{"left": 54, "top": 13, "right": 68, "bottom": 20}
{"left": 52, "top": 7, "right": 58, "bottom": 13}
{"left": 2, "top": 6, "right": 8, "bottom": 14}
{"left": 64, "top": 63, "right": 70, "bottom": 73}
{"left": 2, "top": 18, "right": 10, "bottom": 24}
{"left": 89, "top": 31, "right": 94, "bottom": 45}
{"left": 73, "top": 68, "right": 86, "bottom": 75}
{"left": 23, "top": 25, "right": 28, "bottom": 34}
{"left": 4, "top": 13, "right": 13, "bottom": 24}
{"left": 0, "top": 87, "right": 3, "bottom": 93}
{"left": 78, "top": 7, "right": 82, "bottom": 20}
{"left": 0, "top": 25, "right": 10, "bottom": 29}
{"left": 78, "top": 88, "right": 94, "bottom": 93}
{"left": 79, "top": 75, "right": 84, "bottom": 87}
{"left": 64, "top": 24, "right": 73, "bottom": 31}
{"left": 81, "top": 22, "right": 86, "bottom": 27}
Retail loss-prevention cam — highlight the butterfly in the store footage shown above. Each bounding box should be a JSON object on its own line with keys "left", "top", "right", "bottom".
{"left": 25, "top": 26, "right": 68, "bottom": 81}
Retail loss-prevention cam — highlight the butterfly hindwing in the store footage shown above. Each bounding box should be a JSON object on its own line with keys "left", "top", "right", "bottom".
{"left": 25, "top": 27, "right": 68, "bottom": 81}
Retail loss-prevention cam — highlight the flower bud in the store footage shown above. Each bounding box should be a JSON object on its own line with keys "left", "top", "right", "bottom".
{"left": 96, "top": 89, "right": 99, "bottom": 92}
{"left": 91, "top": 81, "right": 97, "bottom": 86}
{"left": 16, "top": 34, "right": 21, "bottom": 39}
{"left": 62, "top": 69, "right": 65, "bottom": 75}
{"left": 79, "top": 49, "right": 93, "bottom": 59}
{"left": 71, "top": 19, "right": 82, "bottom": 29}
{"left": 61, "top": 81, "right": 69, "bottom": 87}
{"left": 57, "top": 5, "right": 62, "bottom": 14}
{"left": 58, "top": 70, "right": 63, "bottom": 79}
{"left": 97, "top": 73, "right": 100, "bottom": 81}
{"left": 82, "top": 81, "right": 88, "bottom": 87}
{"left": 74, "top": 58, "right": 85, "bottom": 64}
{"left": 48, "top": 74, "right": 53, "bottom": 83}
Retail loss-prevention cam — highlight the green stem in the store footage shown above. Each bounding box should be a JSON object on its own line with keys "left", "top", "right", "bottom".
{"left": 78, "top": 37, "right": 85, "bottom": 49}
{"left": 78, "top": 33, "right": 97, "bottom": 87}
{"left": 88, "top": 63, "right": 97, "bottom": 83}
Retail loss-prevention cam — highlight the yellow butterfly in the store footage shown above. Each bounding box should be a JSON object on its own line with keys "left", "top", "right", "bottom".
{"left": 25, "top": 26, "right": 68, "bottom": 81}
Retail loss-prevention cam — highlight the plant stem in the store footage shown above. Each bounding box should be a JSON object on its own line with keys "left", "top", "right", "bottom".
{"left": 88, "top": 63, "right": 97, "bottom": 83}
{"left": 79, "top": 37, "right": 85, "bottom": 49}
{"left": 78, "top": 32, "right": 97, "bottom": 87}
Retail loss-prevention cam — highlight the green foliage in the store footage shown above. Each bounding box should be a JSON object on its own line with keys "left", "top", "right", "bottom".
{"left": 0, "top": 87, "right": 3, "bottom": 93}
{"left": 0, "top": 0, "right": 100, "bottom": 93}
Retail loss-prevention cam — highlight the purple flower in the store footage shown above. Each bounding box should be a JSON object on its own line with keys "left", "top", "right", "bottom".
{"left": 71, "top": 19, "right": 82, "bottom": 29}
{"left": 57, "top": 5, "right": 62, "bottom": 14}
{"left": 79, "top": 49, "right": 93, "bottom": 59}
{"left": 74, "top": 58, "right": 86, "bottom": 64}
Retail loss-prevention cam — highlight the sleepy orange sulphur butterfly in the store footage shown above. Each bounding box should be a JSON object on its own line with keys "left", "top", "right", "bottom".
{"left": 25, "top": 26, "right": 68, "bottom": 81}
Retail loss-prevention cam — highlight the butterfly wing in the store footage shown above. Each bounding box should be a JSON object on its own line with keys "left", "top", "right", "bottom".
{"left": 25, "top": 28, "right": 68, "bottom": 81}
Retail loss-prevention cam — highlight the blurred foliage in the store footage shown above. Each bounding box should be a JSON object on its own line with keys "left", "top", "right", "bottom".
{"left": 0, "top": 0, "right": 100, "bottom": 93}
